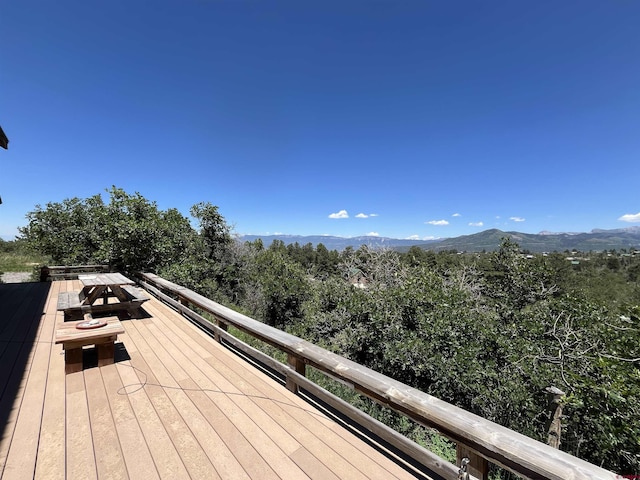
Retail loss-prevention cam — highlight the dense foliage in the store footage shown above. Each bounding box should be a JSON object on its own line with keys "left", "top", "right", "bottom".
{"left": 18, "top": 189, "right": 640, "bottom": 475}
{"left": 19, "top": 187, "right": 197, "bottom": 273}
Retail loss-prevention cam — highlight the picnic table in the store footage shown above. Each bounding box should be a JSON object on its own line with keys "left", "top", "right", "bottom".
{"left": 79, "top": 272, "right": 135, "bottom": 305}
{"left": 57, "top": 273, "right": 150, "bottom": 319}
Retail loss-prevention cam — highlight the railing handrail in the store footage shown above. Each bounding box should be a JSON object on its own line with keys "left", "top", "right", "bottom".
{"left": 40, "top": 264, "right": 110, "bottom": 281}
{"left": 43, "top": 264, "right": 109, "bottom": 270}
{"left": 138, "top": 272, "right": 619, "bottom": 480}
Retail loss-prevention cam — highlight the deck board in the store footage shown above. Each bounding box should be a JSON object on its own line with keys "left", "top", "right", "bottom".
{"left": 0, "top": 282, "right": 55, "bottom": 479}
{"left": 121, "top": 326, "right": 221, "bottom": 479}
{"left": 0, "top": 280, "right": 430, "bottom": 480}
{"left": 101, "top": 364, "right": 160, "bottom": 480}
{"left": 138, "top": 308, "right": 312, "bottom": 478}
{"left": 65, "top": 371, "right": 97, "bottom": 480}
{"left": 115, "top": 360, "right": 190, "bottom": 480}
{"left": 84, "top": 367, "right": 128, "bottom": 480}
{"left": 135, "top": 320, "right": 309, "bottom": 479}
{"left": 34, "top": 323, "right": 65, "bottom": 480}
{"left": 125, "top": 323, "right": 255, "bottom": 479}
{"left": 2, "top": 338, "right": 50, "bottom": 479}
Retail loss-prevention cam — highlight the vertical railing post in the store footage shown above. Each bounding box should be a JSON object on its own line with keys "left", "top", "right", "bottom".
{"left": 545, "top": 386, "right": 566, "bottom": 449}
{"left": 286, "top": 353, "right": 306, "bottom": 393}
{"left": 457, "top": 444, "right": 488, "bottom": 480}
{"left": 214, "top": 317, "right": 228, "bottom": 343}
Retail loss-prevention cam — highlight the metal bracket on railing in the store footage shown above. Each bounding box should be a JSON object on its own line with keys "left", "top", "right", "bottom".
{"left": 458, "top": 457, "right": 470, "bottom": 480}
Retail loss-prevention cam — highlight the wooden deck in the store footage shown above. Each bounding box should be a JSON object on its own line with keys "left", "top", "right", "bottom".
{"left": 0, "top": 280, "right": 430, "bottom": 480}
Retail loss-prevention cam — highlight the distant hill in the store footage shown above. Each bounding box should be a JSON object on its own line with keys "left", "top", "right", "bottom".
{"left": 239, "top": 227, "right": 640, "bottom": 253}
{"left": 425, "top": 228, "right": 640, "bottom": 253}
{"left": 238, "top": 234, "right": 440, "bottom": 251}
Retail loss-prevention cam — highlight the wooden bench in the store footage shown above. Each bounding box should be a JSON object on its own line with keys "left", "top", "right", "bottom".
{"left": 57, "top": 291, "right": 86, "bottom": 310}
{"left": 114, "top": 284, "right": 150, "bottom": 317}
{"left": 120, "top": 284, "right": 150, "bottom": 304}
{"left": 54, "top": 316, "right": 125, "bottom": 374}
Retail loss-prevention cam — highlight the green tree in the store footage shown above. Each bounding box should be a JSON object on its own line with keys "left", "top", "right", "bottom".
{"left": 20, "top": 187, "right": 196, "bottom": 273}
{"left": 189, "top": 202, "right": 232, "bottom": 261}
{"left": 314, "top": 243, "right": 339, "bottom": 278}
{"left": 484, "top": 238, "right": 560, "bottom": 310}
{"left": 251, "top": 248, "right": 309, "bottom": 329}
{"left": 99, "top": 187, "right": 196, "bottom": 272}
{"left": 20, "top": 195, "right": 103, "bottom": 264}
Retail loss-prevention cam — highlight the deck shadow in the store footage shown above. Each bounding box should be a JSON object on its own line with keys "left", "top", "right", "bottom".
{"left": 116, "top": 307, "right": 152, "bottom": 321}
{"left": 88, "top": 307, "right": 152, "bottom": 322}
{"left": 0, "top": 282, "right": 52, "bottom": 452}
{"left": 81, "top": 342, "right": 131, "bottom": 370}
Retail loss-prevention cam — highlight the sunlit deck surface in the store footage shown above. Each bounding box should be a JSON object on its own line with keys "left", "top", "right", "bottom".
{"left": 0, "top": 280, "right": 427, "bottom": 479}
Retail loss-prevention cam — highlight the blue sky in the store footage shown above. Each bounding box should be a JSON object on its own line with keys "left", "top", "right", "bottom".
{"left": 2, "top": 1, "right": 639, "bottom": 241}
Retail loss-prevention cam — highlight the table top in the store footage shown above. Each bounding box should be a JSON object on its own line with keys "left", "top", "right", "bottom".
{"left": 78, "top": 273, "right": 134, "bottom": 287}
{"left": 55, "top": 317, "right": 125, "bottom": 344}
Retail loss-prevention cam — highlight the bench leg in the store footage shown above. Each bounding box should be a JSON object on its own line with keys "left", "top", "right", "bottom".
{"left": 65, "top": 348, "right": 83, "bottom": 374}
{"left": 97, "top": 341, "right": 116, "bottom": 367}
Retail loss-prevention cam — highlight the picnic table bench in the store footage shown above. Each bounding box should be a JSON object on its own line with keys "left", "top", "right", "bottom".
{"left": 120, "top": 284, "right": 150, "bottom": 303}
{"left": 55, "top": 316, "right": 125, "bottom": 374}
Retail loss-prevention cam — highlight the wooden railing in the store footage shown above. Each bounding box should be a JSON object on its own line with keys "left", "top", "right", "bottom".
{"left": 40, "top": 264, "right": 110, "bottom": 282}
{"left": 137, "top": 272, "right": 619, "bottom": 480}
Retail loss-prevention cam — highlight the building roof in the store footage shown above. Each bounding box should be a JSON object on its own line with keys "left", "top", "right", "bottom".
{"left": 0, "top": 126, "right": 8, "bottom": 150}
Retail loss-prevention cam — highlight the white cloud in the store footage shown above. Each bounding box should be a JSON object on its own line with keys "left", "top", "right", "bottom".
{"left": 469, "top": 222, "right": 484, "bottom": 227}
{"left": 452, "top": 213, "right": 462, "bottom": 217}
{"left": 407, "top": 234, "right": 440, "bottom": 240}
{"left": 366, "top": 231, "right": 379, "bottom": 237}
{"left": 619, "top": 212, "right": 640, "bottom": 223}
{"left": 356, "top": 213, "right": 379, "bottom": 218}
{"left": 510, "top": 216, "right": 525, "bottom": 222}
{"left": 328, "top": 210, "right": 349, "bottom": 219}
{"left": 426, "top": 219, "right": 449, "bottom": 226}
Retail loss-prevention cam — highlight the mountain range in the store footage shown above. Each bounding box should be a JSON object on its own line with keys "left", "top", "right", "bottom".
{"left": 239, "top": 227, "right": 640, "bottom": 253}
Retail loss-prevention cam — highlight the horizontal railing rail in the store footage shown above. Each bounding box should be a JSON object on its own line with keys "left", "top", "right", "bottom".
{"left": 138, "top": 272, "right": 619, "bottom": 480}
{"left": 40, "top": 264, "right": 110, "bottom": 281}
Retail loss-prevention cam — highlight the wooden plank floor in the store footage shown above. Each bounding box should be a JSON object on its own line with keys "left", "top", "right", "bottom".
{"left": 0, "top": 280, "right": 432, "bottom": 479}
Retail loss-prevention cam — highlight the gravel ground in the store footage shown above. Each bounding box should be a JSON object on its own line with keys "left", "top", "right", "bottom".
{"left": 1, "top": 272, "right": 33, "bottom": 283}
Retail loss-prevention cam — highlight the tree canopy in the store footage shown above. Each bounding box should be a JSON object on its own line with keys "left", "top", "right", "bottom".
{"left": 20, "top": 186, "right": 197, "bottom": 273}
